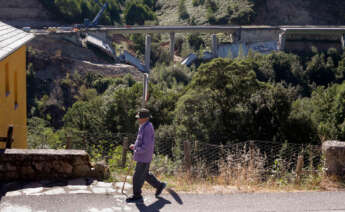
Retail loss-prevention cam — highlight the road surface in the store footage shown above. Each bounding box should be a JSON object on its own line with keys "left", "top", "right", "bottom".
{"left": 1, "top": 188, "right": 345, "bottom": 212}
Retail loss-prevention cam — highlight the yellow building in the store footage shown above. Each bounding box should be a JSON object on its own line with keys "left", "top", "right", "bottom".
{"left": 0, "top": 21, "right": 34, "bottom": 148}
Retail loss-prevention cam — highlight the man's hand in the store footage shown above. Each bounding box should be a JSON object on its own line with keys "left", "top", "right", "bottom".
{"left": 129, "top": 144, "right": 135, "bottom": 151}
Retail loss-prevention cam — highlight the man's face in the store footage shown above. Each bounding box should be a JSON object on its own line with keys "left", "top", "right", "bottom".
{"left": 137, "top": 117, "right": 148, "bottom": 125}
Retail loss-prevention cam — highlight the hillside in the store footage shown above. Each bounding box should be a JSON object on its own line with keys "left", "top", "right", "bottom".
{"left": 156, "top": 0, "right": 345, "bottom": 25}
{"left": 0, "top": 0, "right": 60, "bottom": 27}
{"left": 253, "top": 0, "right": 345, "bottom": 25}
{"left": 1, "top": 0, "right": 345, "bottom": 27}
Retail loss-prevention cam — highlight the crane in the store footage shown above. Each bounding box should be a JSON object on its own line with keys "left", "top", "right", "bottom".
{"left": 74, "top": 0, "right": 108, "bottom": 29}
{"left": 88, "top": 0, "right": 108, "bottom": 27}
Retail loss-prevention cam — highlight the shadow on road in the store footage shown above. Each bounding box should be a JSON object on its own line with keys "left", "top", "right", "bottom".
{"left": 0, "top": 183, "right": 6, "bottom": 202}
{"left": 135, "top": 197, "right": 171, "bottom": 212}
{"left": 134, "top": 189, "right": 183, "bottom": 212}
{"left": 0, "top": 181, "right": 25, "bottom": 202}
{"left": 166, "top": 188, "right": 183, "bottom": 205}
{"left": 0, "top": 178, "right": 94, "bottom": 202}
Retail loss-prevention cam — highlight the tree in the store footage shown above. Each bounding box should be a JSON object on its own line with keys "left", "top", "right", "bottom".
{"left": 63, "top": 97, "right": 109, "bottom": 144}
{"left": 124, "top": 1, "right": 155, "bottom": 25}
{"left": 191, "top": 58, "right": 259, "bottom": 116}
{"left": 249, "top": 83, "right": 297, "bottom": 142}
{"left": 178, "top": 0, "right": 189, "bottom": 20}
{"left": 54, "top": 0, "right": 83, "bottom": 22}
{"left": 27, "top": 117, "right": 62, "bottom": 149}
{"left": 175, "top": 58, "right": 261, "bottom": 143}
{"left": 187, "top": 33, "right": 205, "bottom": 51}
{"left": 306, "top": 53, "right": 335, "bottom": 86}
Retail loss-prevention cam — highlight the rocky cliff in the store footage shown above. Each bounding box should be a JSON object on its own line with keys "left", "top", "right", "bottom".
{"left": 0, "top": 0, "right": 58, "bottom": 27}
{"left": 253, "top": 0, "right": 345, "bottom": 25}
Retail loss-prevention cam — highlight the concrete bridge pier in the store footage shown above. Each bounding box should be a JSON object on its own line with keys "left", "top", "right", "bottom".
{"left": 142, "top": 34, "right": 151, "bottom": 107}
{"left": 145, "top": 34, "right": 151, "bottom": 72}
{"left": 278, "top": 31, "right": 286, "bottom": 51}
{"left": 341, "top": 34, "right": 345, "bottom": 49}
{"left": 211, "top": 34, "right": 218, "bottom": 58}
{"left": 169, "top": 32, "right": 175, "bottom": 62}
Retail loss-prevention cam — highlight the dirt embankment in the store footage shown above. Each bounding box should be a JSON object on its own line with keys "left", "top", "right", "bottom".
{"left": 27, "top": 35, "right": 143, "bottom": 128}
{"left": 28, "top": 35, "right": 142, "bottom": 81}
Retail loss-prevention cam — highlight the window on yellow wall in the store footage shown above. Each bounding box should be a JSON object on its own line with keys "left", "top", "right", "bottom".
{"left": 5, "top": 63, "right": 10, "bottom": 96}
{"left": 14, "top": 71, "right": 18, "bottom": 109}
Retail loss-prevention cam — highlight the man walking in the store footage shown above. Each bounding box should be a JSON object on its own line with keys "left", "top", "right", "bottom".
{"left": 126, "top": 108, "right": 166, "bottom": 203}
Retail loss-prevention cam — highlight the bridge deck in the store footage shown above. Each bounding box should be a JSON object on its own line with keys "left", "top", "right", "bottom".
{"left": 32, "top": 25, "right": 345, "bottom": 35}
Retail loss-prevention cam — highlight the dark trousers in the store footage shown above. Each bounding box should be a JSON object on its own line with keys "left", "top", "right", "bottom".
{"left": 133, "top": 162, "right": 162, "bottom": 197}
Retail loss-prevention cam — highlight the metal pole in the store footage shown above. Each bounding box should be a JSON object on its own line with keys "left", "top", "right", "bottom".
{"left": 170, "top": 32, "right": 175, "bottom": 62}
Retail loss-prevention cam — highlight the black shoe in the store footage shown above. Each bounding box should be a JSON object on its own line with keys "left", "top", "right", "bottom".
{"left": 126, "top": 195, "right": 143, "bottom": 203}
{"left": 155, "top": 182, "right": 166, "bottom": 197}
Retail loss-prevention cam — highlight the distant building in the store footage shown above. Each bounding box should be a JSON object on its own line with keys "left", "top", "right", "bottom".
{"left": 0, "top": 21, "right": 34, "bottom": 148}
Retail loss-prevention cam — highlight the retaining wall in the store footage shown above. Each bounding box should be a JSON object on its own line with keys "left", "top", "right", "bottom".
{"left": 0, "top": 149, "right": 92, "bottom": 181}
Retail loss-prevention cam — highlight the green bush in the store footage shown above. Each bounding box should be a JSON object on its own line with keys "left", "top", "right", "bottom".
{"left": 150, "top": 43, "right": 171, "bottom": 66}
{"left": 28, "top": 117, "right": 62, "bottom": 149}
{"left": 129, "top": 34, "right": 145, "bottom": 55}
{"left": 39, "top": 0, "right": 121, "bottom": 25}
{"left": 142, "top": 0, "right": 158, "bottom": 10}
{"left": 187, "top": 33, "right": 205, "bottom": 51}
{"left": 150, "top": 154, "right": 182, "bottom": 176}
{"left": 308, "top": 83, "right": 345, "bottom": 141}
{"left": 206, "top": 0, "right": 217, "bottom": 12}
{"left": 124, "top": 1, "right": 156, "bottom": 25}
{"left": 192, "top": 0, "right": 205, "bottom": 6}
{"left": 306, "top": 52, "right": 337, "bottom": 86}
{"left": 174, "top": 36, "right": 184, "bottom": 56}
{"left": 178, "top": 0, "right": 190, "bottom": 20}
{"left": 151, "top": 64, "right": 192, "bottom": 89}
{"left": 227, "top": 1, "right": 255, "bottom": 25}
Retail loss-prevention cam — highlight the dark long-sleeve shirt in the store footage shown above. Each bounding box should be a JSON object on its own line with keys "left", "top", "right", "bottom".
{"left": 133, "top": 121, "right": 155, "bottom": 163}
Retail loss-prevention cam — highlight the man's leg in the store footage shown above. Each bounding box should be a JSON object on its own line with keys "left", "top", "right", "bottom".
{"left": 145, "top": 172, "right": 162, "bottom": 189}
{"left": 133, "top": 162, "right": 150, "bottom": 198}
{"left": 145, "top": 163, "right": 166, "bottom": 196}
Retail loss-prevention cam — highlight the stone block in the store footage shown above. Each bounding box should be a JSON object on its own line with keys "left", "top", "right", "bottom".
{"left": 20, "top": 166, "right": 35, "bottom": 177}
{"left": 6, "top": 172, "right": 19, "bottom": 180}
{"left": 6, "top": 163, "right": 17, "bottom": 171}
{"left": 0, "top": 164, "right": 5, "bottom": 171}
{"left": 92, "top": 161, "right": 110, "bottom": 180}
{"left": 73, "top": 164, "right": 91, "bottom": 177}
{"left": 322, "top": 140, "right": 345, "bottom": 176}
{"left": 34, "top": 161, "right": 44, "bottom": 171}
{"left": 42, "top": 161, "right": 53, "bottom": 173}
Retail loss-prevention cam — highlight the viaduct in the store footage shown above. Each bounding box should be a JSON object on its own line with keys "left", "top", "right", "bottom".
{"left": 33, "top": 25, "right": 345, "bottom": 62}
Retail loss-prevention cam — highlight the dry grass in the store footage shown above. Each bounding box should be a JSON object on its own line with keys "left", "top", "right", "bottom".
{"left": 319, "top": 175, "right": 345, "bottom": 191}
{"left": 112, "top": 143, "right": 345, "bottom": 194}
{"left": 141, "top": 171, "right": 345, "bottom": 195}
{"left": 143, "top": 145, "right": 344, "bottom": 194}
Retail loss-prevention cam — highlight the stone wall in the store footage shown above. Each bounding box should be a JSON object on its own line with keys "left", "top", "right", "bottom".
{"left": 322, "top": 140, "right": 345, "bottom": 176}
{"left": 0, "top": 149, "right": 93, "bottom": 181}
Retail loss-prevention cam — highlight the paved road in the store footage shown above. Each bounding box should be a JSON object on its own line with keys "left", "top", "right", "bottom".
{"left": 1, "top": 190, "right": 345, "bottom": 212}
